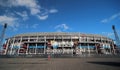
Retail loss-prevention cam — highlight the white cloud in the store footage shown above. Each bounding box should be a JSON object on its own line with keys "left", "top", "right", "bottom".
{"left": 12, "top": 0, "right": 40, "bottom": 15}
{"left": 32, "top": 24, "right": 39, "bottom": 29}
{"left": 55, "top": 24, "right": 69, "bottom": 32}
{"left": 56, "top": 29, "right": 62, "bottom": 32}
{"left": 15, "top": 11, "right": 28, "bottom": 20}
{"left": 101, "top": 19, "right": 108, "bottom": 23}
{"left": 101, "top": 12, "right": 120, "bottom": 23}
{"left": 31, "top": 8, "right": 40, "bottom": 15}
{"left": 49, "top": 9, "right": 58, "bottom": 13}
{"left": 22, "top": 23, "right": 39, "bottom": 29}
{"left": 0, "top": 15, "right": 18, "bottom": 27}
{"left": 55, "top": 24, "right": 69, "bottom": 30}
{"left": 37, "top": 15, "right": 48, "bottom": 20}
{"left": 36, "top": 8, "right": 49, "bottom": 20}
{"left": 0, "top": 0, "right": 58, "bottom": 21}
{"left": 102, "top": 32, "right": 114, "bottom": 38}
{"left": 0, "top": 0, "right": 40, "bottom": 15}
{"left": 0, "top": 0, "right": 40, "bottom": 13}
{"left": 108, "top": 33, "right": 114, "bottom": 37}
{"left": 0, "top": 0, "right": 11, "bottom": 7}
{"left": 0, "top": 15, "right": 19, "bottom": 31}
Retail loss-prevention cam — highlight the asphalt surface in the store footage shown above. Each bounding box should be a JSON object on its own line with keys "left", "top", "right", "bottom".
{"left": 0, "top": 57, "right": 120, "bottom": 70}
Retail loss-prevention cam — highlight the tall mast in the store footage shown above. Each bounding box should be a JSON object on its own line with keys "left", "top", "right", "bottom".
{"left": 0, "top": 23, "right": 7, "bottom": 51}
{"left": 112, "top": 25, "right": 120, "bottom": 47}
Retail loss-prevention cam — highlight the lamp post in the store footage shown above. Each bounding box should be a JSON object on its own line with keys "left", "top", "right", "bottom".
{"left": 0, "top": 23, "right": 7, "bottom": 55}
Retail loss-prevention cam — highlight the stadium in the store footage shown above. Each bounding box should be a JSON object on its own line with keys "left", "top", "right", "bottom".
{"left": 2, "top": 32, "right": 116, "bottom": 56}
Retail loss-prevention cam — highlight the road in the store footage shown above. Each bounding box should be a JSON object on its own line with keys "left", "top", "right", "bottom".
{"left": 0, "top": 57, "right": 120, "bottom": 70}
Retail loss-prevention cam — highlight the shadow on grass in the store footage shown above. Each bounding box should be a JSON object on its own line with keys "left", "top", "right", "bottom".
{"left": 87, "top": 62, "right": 120, "bottom": 67}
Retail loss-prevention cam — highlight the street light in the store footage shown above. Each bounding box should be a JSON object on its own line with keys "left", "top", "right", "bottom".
{"left": 0, "top": 23, "right": 7, "bottom": 55}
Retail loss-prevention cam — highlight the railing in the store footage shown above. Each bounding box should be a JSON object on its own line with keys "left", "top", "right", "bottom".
{"left": 28, "top": 46, "right": 45, "bottom": 48}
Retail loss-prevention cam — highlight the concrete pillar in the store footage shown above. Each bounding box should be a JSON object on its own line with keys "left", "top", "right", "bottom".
{"left": 18, "top": 36, "right": 22, "bottom": 55}
{"left": 10, "top": 37, "right": 15, "bottom": 55}
{"left": 112, "top": 42, "right": 116, "bottom": 54}
{"left": 44, "top": 36, "right": 46, "bottom": 54}
{"left": 88, "top": 44, "right": 90, "bottom": 55}
{"left": 26, "top": 43, "right": 29, "bottom": 54}
{"left": 35, "top": 43, "right": 37, "bottom": 54}
{"left": 4, "top": 39, "right": 10, "bottom": 55}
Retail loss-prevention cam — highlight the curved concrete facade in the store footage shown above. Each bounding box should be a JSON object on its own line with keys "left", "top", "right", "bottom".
{"left": 3, "top": 32, "right": 115, "bottom": 55}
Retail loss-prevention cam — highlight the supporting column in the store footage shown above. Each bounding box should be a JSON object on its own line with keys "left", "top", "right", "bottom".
{"left": 95, "top": 44, "right": 98, "bottom": 54}
{"left": 79, "top": 33, "right": 80, "bottom": 42}
{"left": 4, "top": 39, "right": 10, "bottom": 55}
{"left": 44, "top": 36, "right": 46, "bottom": 54}
{"left": 10, "top": 37, "right": 15, "bottom": 55}
{"left": 79, "top": 44, "right": 82, "bottom": 55}
{"left": 53, "top": 35, "right": 55, "bottom": 54}
{"left": 18, "top": 36, "right": 22, "bottom": 55}
{"left": 88, "top": 44, "right": 90, "bottom": 55}
{"left": 26, "top": 43, "right": 29, "bottom": 54}
{"left": 108, "top": 43, "right": 112, "bottom": 54}
{"left": 112, "top": 42, "right": 116, "bottom": 54}
{"left": 70, "top": 34, "right": 72, "bottom": 54}
{"left": 62, "top": 35, "right": 64, "bottom": 54}
{"left": 35, "top": 43, "right": 37, "bottom": 55}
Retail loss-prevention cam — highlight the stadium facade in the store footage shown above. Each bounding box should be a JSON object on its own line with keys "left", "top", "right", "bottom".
{"left": 2, "top": 32, "right": 116, "bottom": 56}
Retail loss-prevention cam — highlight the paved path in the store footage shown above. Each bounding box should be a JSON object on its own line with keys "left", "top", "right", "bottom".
{"left": 0, "top": 57, "right": 120, "bottom": 70}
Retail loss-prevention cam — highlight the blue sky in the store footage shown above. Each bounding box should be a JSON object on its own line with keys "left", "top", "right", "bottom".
{"left": 0, "top": 0, "right": 120, "bottom": 39}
